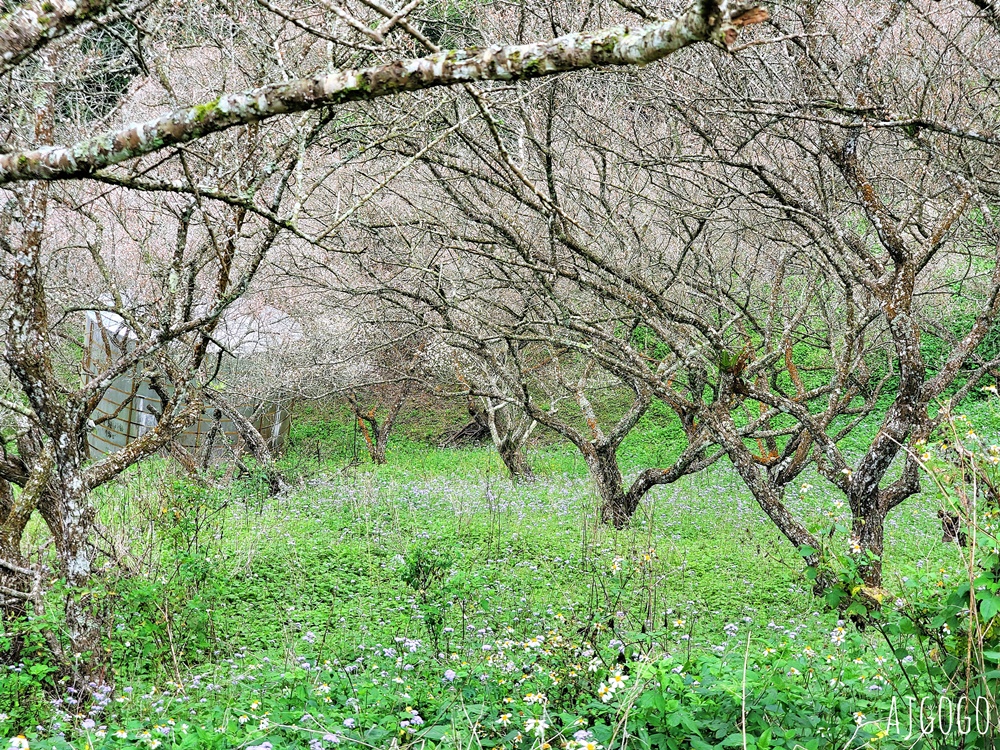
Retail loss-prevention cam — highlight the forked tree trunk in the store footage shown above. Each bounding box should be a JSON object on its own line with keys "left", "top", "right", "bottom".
{"left": 349, "top": 389, "right": 408, "bottom": 466}
{"left": 353, "top": 417, "right": 391, "bottom": 464}
{"left": 520, "top": 377, "right": 656, "bottom": 527}
{"left": 851, "top": 489, "right": 887, "bottom": 588}
{"left": 497, "top": 438, "right": 534, "bottom": 481}
{"left": 471, "top": 398, "right": 535, "bottom": 481}
{"left": 371, "top": 424, "right": 391, "bottom": 465}
{"left": 585, "top": 444, "right": 635, "bottom": 528}
{"left": 716, "top": 417, "right": 822, "bottom": 569}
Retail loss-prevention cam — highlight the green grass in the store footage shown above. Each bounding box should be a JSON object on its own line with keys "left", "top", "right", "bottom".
{"left": 2, "top": 397, "right": 988, "bottom": 748}
{"left": 93, "top": 397, "right": 969, "bottom": 671}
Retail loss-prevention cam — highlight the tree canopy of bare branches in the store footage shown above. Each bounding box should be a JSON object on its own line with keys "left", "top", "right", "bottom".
{"left": 328, "top": 0, "right": 1000, "bottom": 597}
{"left": 0, "top": 0, "right": 766, "bottom": 683}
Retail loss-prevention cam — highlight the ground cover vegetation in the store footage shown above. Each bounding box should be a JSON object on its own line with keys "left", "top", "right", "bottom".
{"left": 2, "top": 393, "right": 1000, "bottom": 749}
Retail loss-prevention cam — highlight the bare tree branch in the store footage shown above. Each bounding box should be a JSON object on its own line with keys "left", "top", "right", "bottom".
{"left": 0, "top": 0, "right": 766, "bottom": 185}
{"left": 0, "top": 0, "right": 116, "bottom": 75}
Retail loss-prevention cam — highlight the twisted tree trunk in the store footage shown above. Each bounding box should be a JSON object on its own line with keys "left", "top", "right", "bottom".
{"left": 498, "top": 438, "right": 534, "bottom": 482}
{"left": 587, "top": 443, "right": 633, "bottom": 528}
{"left": 468, "top": 397, "right": 536, "bottom": 481}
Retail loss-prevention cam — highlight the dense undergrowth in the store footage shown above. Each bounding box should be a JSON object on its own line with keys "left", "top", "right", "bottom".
{"left": 3, "top": 396, "right": 1000, "bottom": 748}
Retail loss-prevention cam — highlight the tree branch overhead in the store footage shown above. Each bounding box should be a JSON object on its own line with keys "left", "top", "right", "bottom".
{"left": 0, "top": 0, "right": 765, "bottom": 185}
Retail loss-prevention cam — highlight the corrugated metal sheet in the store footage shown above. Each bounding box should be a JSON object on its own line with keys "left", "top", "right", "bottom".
{"left": 83, "top": 311, "right": 292, "bottom": 461}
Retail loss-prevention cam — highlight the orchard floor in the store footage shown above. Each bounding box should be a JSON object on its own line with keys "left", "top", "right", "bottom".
{"left": 1, "top": 439, "right": 965, "bottom": 748}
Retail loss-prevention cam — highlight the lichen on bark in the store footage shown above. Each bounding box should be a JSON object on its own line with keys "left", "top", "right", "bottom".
{"left": 0, "top": 0, "right": 765, "bottom": 186}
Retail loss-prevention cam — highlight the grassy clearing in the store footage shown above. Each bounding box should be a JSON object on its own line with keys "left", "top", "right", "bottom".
{"left": 0, "top": 401, "right": 983, "bottom": 748}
